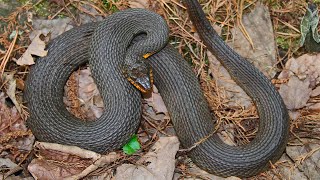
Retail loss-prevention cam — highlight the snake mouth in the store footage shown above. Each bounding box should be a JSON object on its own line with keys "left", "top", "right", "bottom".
{"left": 127, "top": 69, "right": 154, "bottom": 93}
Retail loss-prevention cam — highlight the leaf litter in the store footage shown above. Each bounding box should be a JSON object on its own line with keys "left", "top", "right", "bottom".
{"left": 279, "top": 53, "right": 320, "bottom": 110}
{"left": 1, "top": 0, "right": 320, "bottom": 179}
{"left": 15, "top": 33, "right": 47, "bottom": 66}
{"left": 207, "top": 3, "right": 277, "bottom": 109}
{"left": 115, "top": 137, "right": 179, "bottom": 180}
{"left": 0, "top": 92, "right": 34, "bottom": 179}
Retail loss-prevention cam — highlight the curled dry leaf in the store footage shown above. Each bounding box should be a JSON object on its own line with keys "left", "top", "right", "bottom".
{"left": 16, "top": 33, "right": 47, "bottom": 66}
{"left": 1, "top": 72, "right": 23, "bottom": 114}
{"left": 144, "top": 85, "right": 169, "bottom": 122}
{"left": 30, "top": 142, "right": 119, "bottom": 180}
{"left": 64, "top": 68, "right": 104, "bottom": 120}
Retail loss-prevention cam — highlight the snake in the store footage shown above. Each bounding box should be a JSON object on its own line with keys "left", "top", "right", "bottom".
{"left": 24, "top": 0, "right": 289, "bottom": 177}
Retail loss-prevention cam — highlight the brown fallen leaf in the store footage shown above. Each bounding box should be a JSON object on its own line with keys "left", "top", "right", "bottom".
{"left": 115, "top": 137, "right": 179, "bottom": 180}
{"left": 16, "top": 33, "right": 47, "bottom": 66}
{"left": 0, "top": 92, "right": 34, "bottom": 168}
{"left": 145, "top": 85, "right": 168, "bottom": 115}
{"left": 227, "top": 3, "right": 277, "bottom": 78}
{"left": 311, "top": 86, "right": 320, "bottom": 97}
{"left": 64, "top": 68, "right": 104, "bottom": 120}
{"left": 207, "top": 3, "right": 276, "bottom": 108}
{"left": 278, "top": 53, "right": 320, "bottom": 110}
{"left": 129, "top": 0, "right": 150, "bottom": 9}
{"left": 279, "top": 76, "right": 312, "bottom": 110}
{"left": 276, "top": 154, "right": 308, "bottom": 180}
{"left": 30, "top": 18, "right": 73, "bottom": 41}
{"left": 77, "top": 68, "right": 104, "bottom": 119}
{"left": 278, "top": 54, "right": 320, "bottom": 88}
{"left": 286, "top": 140, "right": 320, "bottom": 179}
{"left": 29, "top": 142, "right": 119, "bottom": 180}
{"left": 1, "top": 72, "right": 23, "bottom": 114}
{"left": 28, "top": 159, "right": 84, "bottom": 180}
{"left": 182, "top": 159, "right": 242, "bottom": 180}
{"left": 208, "top": 51, "right": 252, "bottom": 108}
{"left": 78, "top": 4, "right": 104, "bottom": 24}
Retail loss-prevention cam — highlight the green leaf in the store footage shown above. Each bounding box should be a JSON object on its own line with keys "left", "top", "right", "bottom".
{"left": 122, "top": 135, "right": 141, "bottom": 155}
{"left": 9, "top": 30, "right": 23, "bottom": 40}
{"left": 300, "top": 3, "right": 320, "bottom": 46}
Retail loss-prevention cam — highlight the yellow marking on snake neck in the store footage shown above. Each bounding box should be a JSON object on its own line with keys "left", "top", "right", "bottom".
{"left": 143, "top": 53, "right": 153, "bottom": 59}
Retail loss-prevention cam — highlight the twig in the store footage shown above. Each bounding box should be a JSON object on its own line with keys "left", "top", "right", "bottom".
{"left": 178, "top": 128, "right": 218, "bottom": 152}
{"left": 236, "top": 0, "right": 254, "bottom": 49}
{"left": 65, "top": 153, "right": 119, "bottom": 180}
{"left": 34, "top": 142, "right": 101, "bottom": 160}
{"left": 0, "top": 28, "right": 19, "bottom": 77}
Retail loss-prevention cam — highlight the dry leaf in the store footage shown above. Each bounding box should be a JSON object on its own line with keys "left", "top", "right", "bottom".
{"left": 218, "top": 124, "right": 236, "bottom": 146}
{"left": 30, "top": 18, "right": 73, "bottom": 40}
{"left": 276, "top": 154, "right": 308, "bottom": 180}
{"left": 16, "top": 34, "right": 47, "bottom": 66}
{"left": 144, "top": 85, "right": 169, "bottom": 121}
{"left": 278, "top": 54, "right": 320, "bottom": 110}
{"left": 0, "top": 92, "right": 34, "bottom": 164}
{"left": 207, "top": 3, "right": 276, "bottom": 108}
{"left": 1, "top": 72, "right": 23, "bottom": 114}
{"left": 227, "top": 3, "right": 277, "bottom": 78}
{"left": 286, "top": 141, "right": 320, "bottom": 179}
{"left": 77, "top": 68, "right": 104, "bottom": 119}
{"left": 30, "top": 142, "right": 119, "bottom": 180}
{"left": 28, "top": 159, "right": 84, "bottom": 180}
{"left": 0, "top": 158, "right": 18, "bottom": 169}
{"left": 64, "top": 68, "right": 104, "bottom": 120}
{"left": 151, "top": 90, "right": 168, "bottom": 114}
{"left": 182, "top": 159, "right": 241, "bottom": 180}
{"left": 207, "top": 51, "right": 252, "bottom": 108}
{"left": 28, "top": 142, "right": 98, "bottom": 180}
{"left": 78, "top": 4, "right": 104, "bottom": 24}
{"left": 129, "top": 0, "right": 150, "bottom": 9}
{"left": 279, "top": 54, "right": 320, "bottom": 88}
{"left": 311, "top": 86, "right": 320, "bottom": 97}
{"left": 115, "top": 137, "right": 179, "bottom": 180}
{"left": 279, "top": 76, "right": 312, "bottom": 110}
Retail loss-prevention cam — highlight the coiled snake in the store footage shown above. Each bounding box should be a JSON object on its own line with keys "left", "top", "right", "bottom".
{"left": 24, "top": 0, "right": 289, "bottom": 177}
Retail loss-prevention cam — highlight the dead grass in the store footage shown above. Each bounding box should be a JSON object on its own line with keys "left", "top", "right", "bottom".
{"left": 0, "top": 0, "right": 319, "bottom": 179}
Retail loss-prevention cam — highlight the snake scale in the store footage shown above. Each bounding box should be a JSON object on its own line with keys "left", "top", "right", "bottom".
{"left": 24, "top": 0, "right": 289, "bottom": 177}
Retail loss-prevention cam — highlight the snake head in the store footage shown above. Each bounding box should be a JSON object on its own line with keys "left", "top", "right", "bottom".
{"left": 122, "top": 59, "right": 153, "bottom": 93}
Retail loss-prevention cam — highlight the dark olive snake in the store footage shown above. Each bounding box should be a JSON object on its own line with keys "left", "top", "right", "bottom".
{"left": 24, "top": 0, "right": 289, "bottom": 177}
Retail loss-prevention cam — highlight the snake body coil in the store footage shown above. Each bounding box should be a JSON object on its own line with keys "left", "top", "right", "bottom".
{"left": 25, "top": 0, "right": 289, "bottom": 178}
